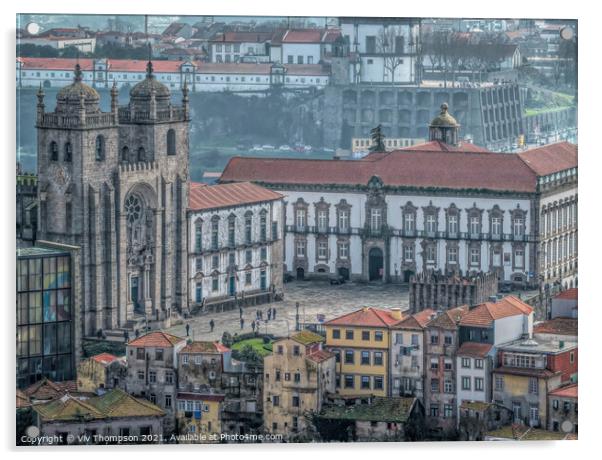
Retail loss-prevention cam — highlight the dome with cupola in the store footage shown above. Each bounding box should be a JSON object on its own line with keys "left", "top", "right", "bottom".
{"left": 55, "top": 63, "right": 100, "bottom": 115}
{"left": 429, "top": 103, "right": 459, "bottom": 127}
{"left": 429, "top": 103, "right": 460, "bottom": 146}
{"left": 128, "top": 61, "right": 171, "bottom": 113}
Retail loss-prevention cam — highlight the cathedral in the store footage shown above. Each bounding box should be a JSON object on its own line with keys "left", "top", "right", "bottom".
{"left": 36, "top": 62, "right": 189, "bottom": 337}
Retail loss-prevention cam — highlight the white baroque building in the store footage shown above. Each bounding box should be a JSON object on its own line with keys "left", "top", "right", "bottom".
{"left": 187, "top": 181, "right": 284, "bottom": 311}
{"left": 220, "top": 106, "right": 577, "bottom": 290}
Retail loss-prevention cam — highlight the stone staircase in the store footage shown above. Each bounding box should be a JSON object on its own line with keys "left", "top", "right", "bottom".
{"left": 102, "top": 314, "right": 150, "bottom": 343}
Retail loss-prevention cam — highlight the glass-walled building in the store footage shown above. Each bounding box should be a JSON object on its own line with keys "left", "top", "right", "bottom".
{"left": 16, "top": 245, "right": 76, "bottom": 388}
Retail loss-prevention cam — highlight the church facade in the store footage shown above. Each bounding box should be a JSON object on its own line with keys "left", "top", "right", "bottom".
{"left": 220, "top": 105, "right": 578, "bottom": 290}
{"left": 36, "top": 62, "right": 189, "bottom": 337}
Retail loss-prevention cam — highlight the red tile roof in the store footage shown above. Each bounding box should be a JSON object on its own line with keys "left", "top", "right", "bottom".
{"left": 402, "top": 140, "right": 491, "bottom": 153}
{"left": 554, "top": 288, "right": 578, "bottom": 300}
{"left": 456, "top": 342, "right": 493, "bottom": 358}
{"left": 549, "top": 383, "right": 577, "bottom": 398}
{"left": 325, "top": 307, "right": 401, "bottom": 328}
{"left": 518, "top": 142, "right": 577, "bottom": 176}
{"left": 19, "top": 57, "right": 330, "bottom": 77}
{"left": 393, "top": 309, "right": 435, "bottom": 330}
{"left": 307, "top": 350, "right": 335, "bottom": 363}
{"left": 459, "top": 296, "right": 533, "bottom": 327}
{"left": 127, "top": 331, "right": 185, "bottom": 348}
{"left": 279, "top": 29, "right": 341, "bottom": 44}
{"left": 534, "top": 318, "right": 578, "bottom": 336}
{"left": 221, "top": 149, "right": 538, "bottom": 193}
{"left": 23, "top": 379, "right": 79, "bottom": 401}
{"left": 210, "top": 31, "right": 274, "bottom": 43}
{"left": 181, "top": 341, "right": 230, "bottom": 353}
{"left": 427, "top": 306, "right": 470, "bottom": 330}
{"left": 188, "top": 181, "right": 283, "bottom": 211}
{"left": 91, "top": 353, "right": 120, "bottom": 365}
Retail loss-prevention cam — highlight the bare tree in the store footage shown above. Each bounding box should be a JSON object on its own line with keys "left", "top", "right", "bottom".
{"left": 377, "top": 25, "right": 406, "bottom": 84}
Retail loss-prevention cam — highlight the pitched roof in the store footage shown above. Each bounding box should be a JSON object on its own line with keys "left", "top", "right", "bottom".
{"left": 493, "top": 366, "right": 560, "bottom": 378}
{"left": 210, "top": 31, "right": 273, "bottom": 43}
{"left": 456, "top": 342, "right": 493, "bottom": 358}
{"left": 392, "top": 309, "right": 435, "bottom": 330}
{"left": 320, "top": 397, "right": 416, "bottom": 423}
{"left": 427, "top": 306, "right": 469, "bottom": 330}
{"left": 34, "top": 389, "right": 164, "bottom": 422}
{"left": 181, "top": 341, "right": 230, "bottom": 353}
{"left": 554, "top": 288, "right": 578, "bottom": 300}
{"left": 518, "top": 142, "right": 577, "bottom": 176}
{"left": 91, "top": 353, "right": 120, "bottom": 365}
{"left": 188, "top": 181, "right": 283, "bottom": 211}
{"left": 549, "top": 383, "right": 577, "bottom": 398}
{"left": 16, "top": 389, "right": 31, "bottom": 409}
{"left": 127, "top": 331, "right": 185, "bottom": 348}
{"left": 402, "top": 140, "right": 490, "bottom": 153}
{"left": 325, "top": 307, "right": 400, "bottom": 328}
{"left": 534, "top": 318, "right": 578, "bottom": 337}
{"left": 459, "top": 296, "right": 533, "bottom": 328}
{"left": 221, "top": 149, "right": 538, "bottom": 193}
{"left": 306, "top": 350, "right": 334, "bottom": 363}
{"left": 278, "top": 29, "right": 341, "bottom": 44}
{"left": 291, "top": 330, "right": 325, "bottom": 345}
{"left": 23, "top": 379, "right": 79, "bottom": 401}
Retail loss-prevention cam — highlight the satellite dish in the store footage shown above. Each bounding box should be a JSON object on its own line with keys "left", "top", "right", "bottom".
{"left": 560, "top": 27, "right": 574, "bottom": 40}
{"left": 25, "top": 22, "right": 40, "bottom": 35}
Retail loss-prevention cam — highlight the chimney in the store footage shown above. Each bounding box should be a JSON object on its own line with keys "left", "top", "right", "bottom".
{"left": 390, "top": 308, "right": 403, "bottom": 321}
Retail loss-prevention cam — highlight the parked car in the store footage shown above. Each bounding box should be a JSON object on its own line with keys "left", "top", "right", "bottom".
{"left": 279, "top": 144, "right": 292, "bottom": 151}
{"left": 262, "top": 144, "right": 275, "bottom": 150}
{"left": 329, "top": 274, "right": 345, "bottom": 285}
{"left": 499, "top": 281, "right": 513, "bottom": 293}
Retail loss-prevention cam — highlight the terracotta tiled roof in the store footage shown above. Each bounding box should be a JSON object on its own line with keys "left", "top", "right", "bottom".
{"left": 549, "top": 383, "right": 577, "bottom": 398}
{"left": 279, "top": 29, "right": 341, "bottom": 44}
{"left": 291, "top": 330, "right": 325, "bottom": 345}
{"left": 188, "top": 181, "right": 283, "bottom": 211}
{"left": 307, "top": 350, "right": 334, "bottom": 363}
{"left": 393, "top": 309, "right": 435, "bottom": 330}
{"left": 402, "top": 140, "right": 491, "bottom": 153}
{"left": 91, "top": 353, "right": 119, "bottom": 365}
{"left": 210, "top": 31, "right": 273, "bottom": 43}
{"left": 23, "top": 379, "right": 79, "bottom": 401}
{"left": 35, "top": 389, "right": 164, "bottom": 422}
{"left": 459, "top": 296, "right": 533, "bottom": 327}
{"left": 16, "top": 389, "right": 31, "bottom": 409}
{"left": 128, "top": 331, "right": 185, "bottom": 348}
{"left": 534, "top": 318, "right": 577, "bottom": 336}
{"left": 456, "top": 341, "right": 493, "bottom": 358}
{"left": 181, "top": 341, "right": 229, "bottom": 353}
{"left": 518, "top": 142, "right": 577, "bottom": 176}
{"left": 554, "top": 288, "right": 578, "bottom": 300}
{"left": 427, "top": 306, "right": 470, "bottom": 330}
{"left": 325, "top": 307, "right": 400, "bottom": 327}
{"left": 221, "top": 149, "right": 539, "bottom": 193}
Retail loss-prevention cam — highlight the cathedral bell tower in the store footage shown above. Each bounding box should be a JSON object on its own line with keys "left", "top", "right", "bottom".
{"left": 36, "top": 61, "right": 190, "bottom": 337}
{"left": 429, "top": 103, "right": 460, "bottom": 146}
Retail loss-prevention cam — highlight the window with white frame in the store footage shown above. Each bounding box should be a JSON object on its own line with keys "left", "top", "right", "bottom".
{"left": 296, "top": 209, "right": 306, "bottom": 229}
{"left": 426, "top": 214, "right": 436, "bottom": 234}
{"left": 426, "top": 245, "right": 436, "bottom": 263}
{"left": 339, "top": 242, "right": 349, "bottom": 259}
{"left": 448, "top": 215, "right": 458, "bottom": 234}
{"left": 470, "top": 216, "right": 480, "bottom": 236}
{"left": 317, "top": 210, "right": 328, "bottom": 232}
{"left": 338, "top": 209, "right": 349, "bottom": 232}
{"left": 403, "top": 212, "right": 415, "bottom": 232}
{"left": 515, "top": 248, "right": 524, "bottom": 268}
{"left": 318, "top": 241, "right": 328, "bottom": 259}
{"left": 491, "top": 217, "right": 502, "bottom": 237}
{"left": 513, "top": 216, "right": 524, "bottom": 237}
{"left": 403, "top": 244, "right": 414, "bottom": 262}
{"left": 370, "top": 208, "right": 382, "bottom": 232}
{"left": 448, "top": 246, "right": 458, "bottom": 264}
{"left": 470, "top": 247, "right": 480, "bottom": 266}
{"left": 296, "top": 240, "right": 306, "bottom": 258}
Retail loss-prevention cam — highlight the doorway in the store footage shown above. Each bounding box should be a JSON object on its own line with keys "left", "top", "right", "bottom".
{"left": 368, "top": 248, "right": 384, "bottom": 281}
{"left": 229, "top": 276, "right": 236, "bottom": 297}
{"left": 131, "top": 275, "right": 142, "bottom": 313}
{"left": 296, "top": 267, "right": 305, "bottom": 280}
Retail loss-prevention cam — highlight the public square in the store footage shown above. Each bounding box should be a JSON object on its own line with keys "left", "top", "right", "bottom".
{"left": 166, "top": 280, "right": 410, "bottom": 341}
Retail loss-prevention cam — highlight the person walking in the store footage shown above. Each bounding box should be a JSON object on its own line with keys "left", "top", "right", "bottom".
{"left": 240, "top": 318, "right": 245, "bottom": 330}
{"left": 239, "top": 306, "right": 243, "bottom": 318}
{"left": 185, "top": 324, "right": 190, "bottom": 337}
{"left": 209, "top": 319, "right": 215, "bottom": 333}
{"left": 272, "top": 307, "right": 277, "bottom": 320}
{"left": 251, "top": 321, "right": 256, "bottom": 332}
{"left": 267, "top": 309, "right": 272, "bottom": 321}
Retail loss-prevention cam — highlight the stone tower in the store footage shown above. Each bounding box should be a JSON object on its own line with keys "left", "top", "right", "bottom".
{"left": 36, "top": 62, "right": 189, "bottom": 337}
{"left": 429, "top": 103, "right": 460, "bottom": 146}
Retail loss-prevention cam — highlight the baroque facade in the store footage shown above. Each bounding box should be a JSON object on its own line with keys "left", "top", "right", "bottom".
{"left": 36, "top": 62, "right": 189, "bottom": 337}
{"left": 220, "top": 105, "right": 578, "bottom": 290}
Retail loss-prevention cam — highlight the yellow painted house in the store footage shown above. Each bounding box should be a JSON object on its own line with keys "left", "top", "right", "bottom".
{"left": 176, "top": 392, "right": 224, "bottom": 443}
{"left": 324, "top": 307, "right": 403, "bottom": 397}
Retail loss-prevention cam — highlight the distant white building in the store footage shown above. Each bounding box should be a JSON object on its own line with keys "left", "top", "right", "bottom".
{"left": 339, "top": 17, "right": 421, "bottom": 84}
{"left": 187, "top": 182, "right": 284, "bottom": 311}
{"left": 16, "top": 57, "right": 330, "bottom": 93}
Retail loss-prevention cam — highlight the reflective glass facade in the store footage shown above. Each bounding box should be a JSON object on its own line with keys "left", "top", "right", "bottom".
{"left": 16, "top": 249, "right": 74, "bottom": 388}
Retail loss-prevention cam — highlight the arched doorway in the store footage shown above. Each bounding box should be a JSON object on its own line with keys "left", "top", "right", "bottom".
{"left": 368, "top": 248, "right": 384, "bottom": 281}
{"left": 43, "top": 80, "right": 51, "bottom": 88}
{"left": 296, "top": 267, "right": 305, "bottom": 280}
{"left": 338, "top": 267, "right": 350, "bottom": 281}
{"left": 403, "top": 269, "right": 414, "bottom": 283}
